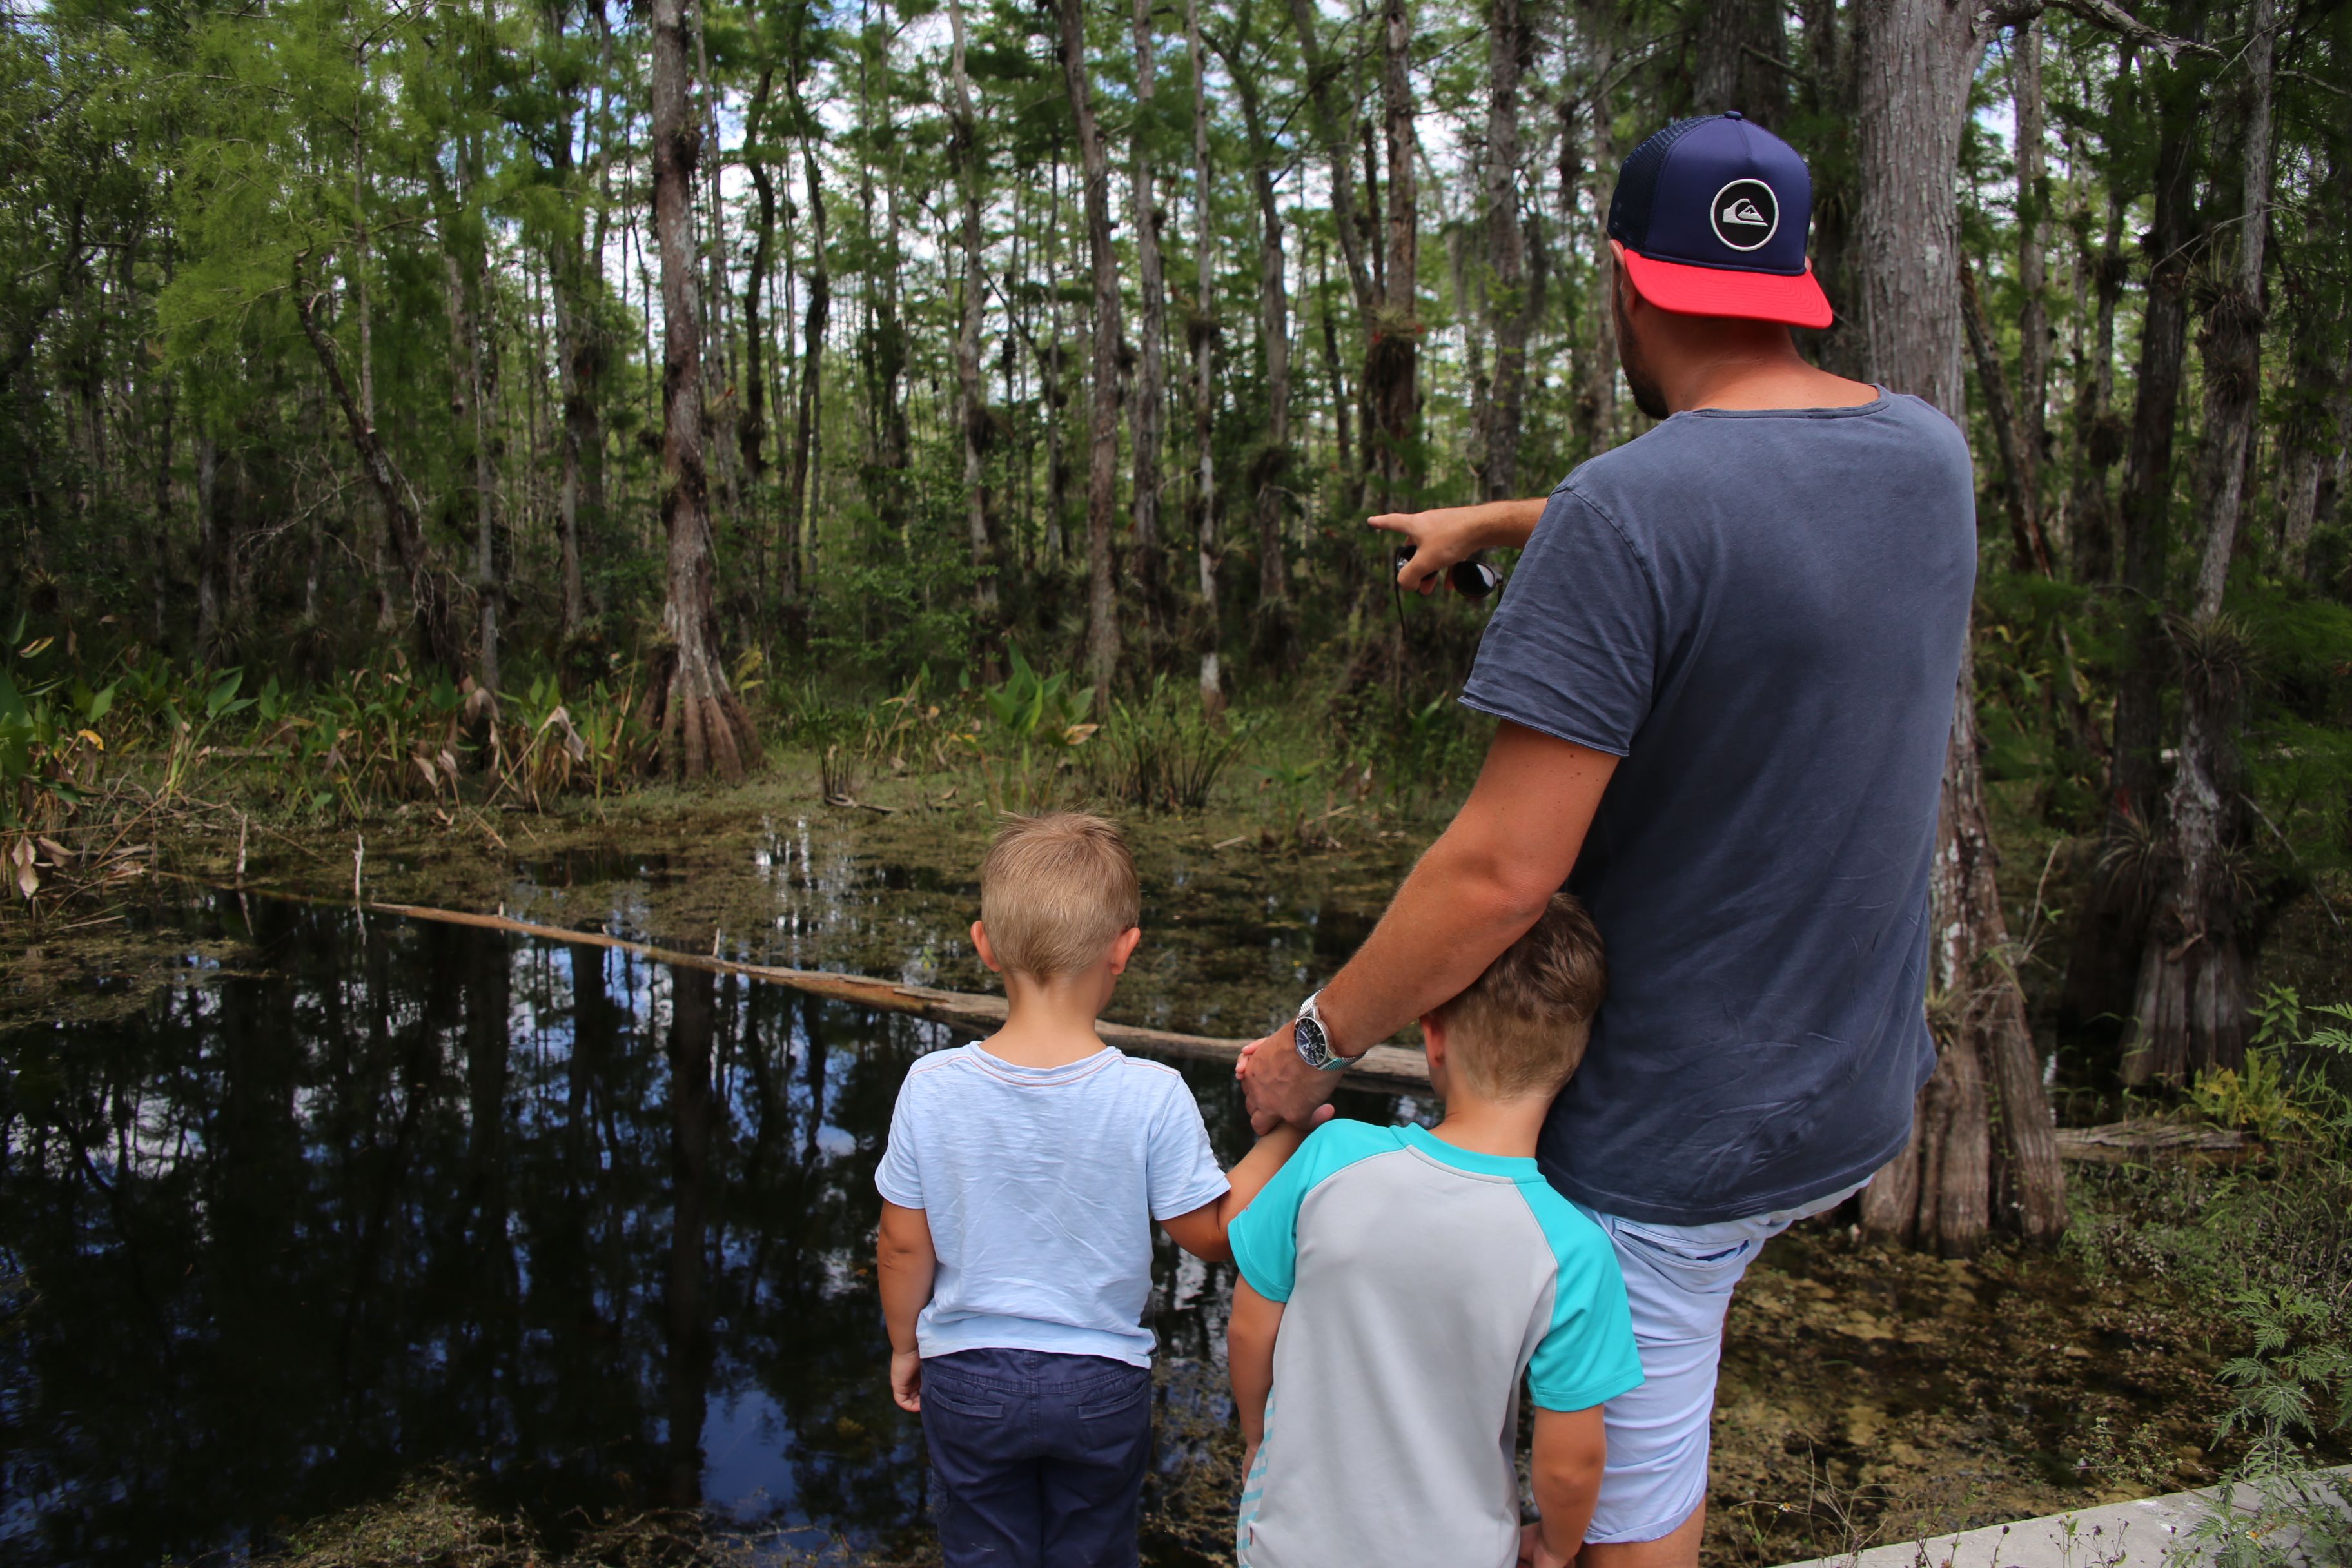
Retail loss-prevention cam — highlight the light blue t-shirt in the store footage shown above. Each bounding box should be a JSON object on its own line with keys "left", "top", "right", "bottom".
{"left": 1230, "top": 1121, "right": 1643, "bottom": 1568}
{"left": 875, "top": 1042, "right": 1228, "bottom": 1367}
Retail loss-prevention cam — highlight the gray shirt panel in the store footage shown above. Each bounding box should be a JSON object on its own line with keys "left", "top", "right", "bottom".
{"left": 1243, "top": 1145, "right": 1560, "bottom": 1568}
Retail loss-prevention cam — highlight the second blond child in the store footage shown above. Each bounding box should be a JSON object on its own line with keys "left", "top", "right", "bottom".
{"left": 875, "top": 812, "right": 1315, "bottom": 1568}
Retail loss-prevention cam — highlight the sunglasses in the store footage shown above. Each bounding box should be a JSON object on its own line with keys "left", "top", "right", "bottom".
{"left": 1396, "top": 550, "right": 1501, "bottom": 600}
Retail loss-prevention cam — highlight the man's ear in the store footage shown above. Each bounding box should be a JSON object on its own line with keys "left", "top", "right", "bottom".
{"left": 1106, "top": 926, "right": 1142, "bottom": 975}
{"left": 972, "top": 920, "right": 1002, "bottom": 974}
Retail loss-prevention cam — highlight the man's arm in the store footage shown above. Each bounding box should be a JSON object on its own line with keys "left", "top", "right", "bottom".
{"left": 1370, "top": 498, "right": 1547, "bottom": 593}
{"left": 1527, "top": 1405, "right": 1608, "bottom": 1567}
{"left": 1239, "top": 721, "right": 1617, "bottom": 1132}
{"left": 877, "top": 1200, "right": 937, "bottom": 1412}
{"left": 1227, "top": 1277, "right": 1285, "bottom": 1467}
{"left": 1159, "top": 1112, "right": 1327, "bottom": 1263}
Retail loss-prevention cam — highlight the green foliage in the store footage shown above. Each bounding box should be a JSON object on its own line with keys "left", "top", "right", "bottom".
{"left": 1091, "top": 679, "right": 1257, "bottom": 814}
{"left": 968, "top": 650, "right": 1097, "bottom": 815}
{"left": 0, "top": 627, "right": 113, "bottom": 840}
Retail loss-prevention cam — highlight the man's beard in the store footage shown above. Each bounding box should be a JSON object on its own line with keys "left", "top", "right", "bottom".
{"left": 1613, "top": 281, "right": 1671, "bottom": 421}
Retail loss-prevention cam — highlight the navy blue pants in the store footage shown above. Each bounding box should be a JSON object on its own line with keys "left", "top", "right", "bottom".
{"left": 919, "top": 1348, "right": 1154, "bottom": 1568}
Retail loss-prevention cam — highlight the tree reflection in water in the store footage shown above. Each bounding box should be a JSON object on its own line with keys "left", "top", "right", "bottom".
{"left": 0, "top": 894, "right": 1409, "bottom": 1565}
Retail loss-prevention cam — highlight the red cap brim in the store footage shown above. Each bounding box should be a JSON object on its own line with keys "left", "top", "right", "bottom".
{"left": 1621, "top": 248, "right": 1834, "bottom": 328}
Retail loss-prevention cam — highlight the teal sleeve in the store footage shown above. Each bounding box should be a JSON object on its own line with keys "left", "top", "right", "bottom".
{"left": 1525, "top": 1194, "right": 1645, "bottom": 1411}
{"left": 1228, "top": 1120, "right": 1401, "bottom": 1304}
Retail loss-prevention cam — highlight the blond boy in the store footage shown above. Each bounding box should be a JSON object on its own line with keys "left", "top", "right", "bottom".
{"left": 876, "top": 812, "right": 1314, "bottom": 1568}
{"left": 1227, "top": 892, "right": 1640, "bottom": 1568}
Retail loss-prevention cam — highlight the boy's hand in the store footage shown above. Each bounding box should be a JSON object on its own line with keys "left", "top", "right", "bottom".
{"left": 890, "top": 1349, "right": 923, "bottom": 1413}
{"left": 1518, "top": 1523, "right": 1574, "bottom": 1568}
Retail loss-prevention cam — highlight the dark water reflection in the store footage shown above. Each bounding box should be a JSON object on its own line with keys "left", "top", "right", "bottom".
{"left": 0, "top": 893, "right": 1416, "bottom": 1566}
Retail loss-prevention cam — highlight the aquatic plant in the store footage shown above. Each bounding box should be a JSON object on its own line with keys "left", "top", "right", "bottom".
{"left": 967, "top": 650, "right": 1097, "bottom": 815}
{"left": 1092, "top": 677, "right": 1257, "bottom": 814}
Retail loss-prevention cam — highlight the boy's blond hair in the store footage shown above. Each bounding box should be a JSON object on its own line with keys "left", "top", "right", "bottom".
{"left": 1431, "top": 892, "right": 1607, "bottom": 1099}
{"left": 979, "top": 812, "right": 1142, "bottom": 979}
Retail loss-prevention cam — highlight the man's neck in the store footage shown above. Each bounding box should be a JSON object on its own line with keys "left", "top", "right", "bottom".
{"left": 1667, "top": 351, "right": 1878, "bottom": 415}
{"left": 1665, "top": 338, "right": 1881, "bottom": 413}
{"left": 1429, "top": 1093, "right": 1553, "bottom": 1160}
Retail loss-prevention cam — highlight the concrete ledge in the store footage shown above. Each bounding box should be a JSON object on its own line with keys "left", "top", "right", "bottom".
{"left": 1774, "top": 1468, "right": 2350, "bottom": 1568}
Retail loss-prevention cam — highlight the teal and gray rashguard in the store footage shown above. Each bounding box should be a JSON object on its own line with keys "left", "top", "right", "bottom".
{"left": 1228, "top": 1121, "right": 1644, "bottom": 1568}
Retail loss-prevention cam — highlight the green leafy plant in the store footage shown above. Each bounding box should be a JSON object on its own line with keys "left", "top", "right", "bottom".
{"left": 1093, "top": 678, "right": 1256, "bottom": 813}
{"left": 968, "top": 650, "right": 1097, "bottom": 814}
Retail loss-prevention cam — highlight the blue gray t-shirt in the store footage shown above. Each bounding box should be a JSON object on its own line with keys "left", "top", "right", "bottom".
{"left": 1461, "top": 391, "right": 1975, "bottom": 1226}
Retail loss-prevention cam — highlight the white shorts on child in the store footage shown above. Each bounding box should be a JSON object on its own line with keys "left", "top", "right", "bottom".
{"left": 1573, "top": 1183, "right": 1865, "bottom": 1545}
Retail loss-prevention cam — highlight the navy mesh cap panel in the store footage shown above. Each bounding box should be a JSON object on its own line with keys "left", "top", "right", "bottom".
{"left": 1606, "top": 117, "right": 1709, "bottom": 251}
{"left": 1605, "top": 113, "right": 1816, "bottom": 278}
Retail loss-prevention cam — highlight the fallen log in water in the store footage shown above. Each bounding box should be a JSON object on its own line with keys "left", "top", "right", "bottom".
{"left": 337, "top": 897, "right": 1433, "bottom": 1092}
{"left": 2052, "top": 1119, "right": 2255, "bottom": 1162}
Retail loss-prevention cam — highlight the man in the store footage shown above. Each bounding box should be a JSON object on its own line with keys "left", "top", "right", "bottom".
{"left": 1237, "top": 112, "right": 1976, "bottom": 1568}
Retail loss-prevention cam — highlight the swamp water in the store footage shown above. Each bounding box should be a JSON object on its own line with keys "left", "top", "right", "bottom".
{"left": 0, "top": 840, "right": 1421, "bottom": 1567}
{"left": 0, "top": 817, "right": 2265, "bottom": 1566}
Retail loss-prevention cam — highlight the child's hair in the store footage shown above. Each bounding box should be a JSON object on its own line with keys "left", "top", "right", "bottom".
{"left": 1431, "top": 892, "right": 1607, "bottom": 1099}
{"left": 978, "top": 812, "right": 1142, "bottom": 979}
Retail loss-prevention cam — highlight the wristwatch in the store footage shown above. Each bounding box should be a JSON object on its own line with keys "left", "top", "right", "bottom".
{"left": 1292, "top": 990, "right": 1353, "bottom": 1072}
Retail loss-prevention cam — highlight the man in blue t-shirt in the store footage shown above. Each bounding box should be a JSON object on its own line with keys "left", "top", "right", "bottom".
{"left": 1237, "top": 113, "right": 1975, "bottom": 1568}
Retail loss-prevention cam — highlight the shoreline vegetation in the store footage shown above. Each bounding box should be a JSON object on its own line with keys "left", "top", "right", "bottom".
{"left": 6, "top": 696, "right": 2350, "bottom": 1567}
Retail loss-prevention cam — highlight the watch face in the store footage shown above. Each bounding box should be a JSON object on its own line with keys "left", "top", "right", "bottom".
{"left": 1293, "top": 1014, "right": 1329, "bottom": 1066}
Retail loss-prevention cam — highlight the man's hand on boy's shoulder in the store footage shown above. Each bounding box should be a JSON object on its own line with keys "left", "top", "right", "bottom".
{"left": 890, "top": 1349, "right": 923, "bottom": 1413}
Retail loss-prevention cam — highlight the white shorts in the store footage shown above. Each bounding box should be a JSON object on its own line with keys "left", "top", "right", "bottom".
{"left": 1575, "top": 1184, "right": 1863, "bottom": 1545}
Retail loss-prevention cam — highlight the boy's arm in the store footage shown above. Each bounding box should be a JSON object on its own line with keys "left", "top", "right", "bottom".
{"left": 1158, "top": 1114, "right": 1322, "bottom": 1262}
{"left": 1527, "top": 1405, "right": 1607, "bottom": 1567}
{"left": 1228, "top": 1275, "right": 1285, "bottom": 1460}
{"left": 877, "top": 1200, "right": 937, "bottom": 1413}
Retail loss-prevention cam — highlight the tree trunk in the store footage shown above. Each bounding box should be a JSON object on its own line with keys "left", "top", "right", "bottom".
{"left": 446, "top": 215, "right": 502, "bottom": 699}
{"left": 642, "top": 0, "right": 758, "bottom": 781}
{"left": 1852, "top": 0, "right": 2064, "bottom": 1255}
{"left": 547, "top": 5, "right": 604, "bottom": 648}
{"left": 195, "top": 432, "right": 224, "bottom": 661}
{"left": 2012, "top": 18, "right": 2050, "bottom": 536}
{"left": 1188, "top": 0, "right": 1222, "bottom": 714}
{"left": 741, "top": 70, "right": 777, "bottom": 492}
{"left": 1058, "top": 0, "right": 1124, "bottom": 701}
{"left": 783, "top": 117, "right": 828, "bottom": 624}
{"left": 1853, "top": 0, "right": 1975, "bottom": 418}
{"left": 1131, "top": 0, "right": 1169, "bottom": 653}
{"left": 1366, "top": 0, "right": 1418, "bottom": 510}
{"left": 948, "top": 0, "right": 998, "bottom": 675}
{"left": 1960, "top": 255, "right": 2051, "bottom": 574}
{"left": 150, "top": 375, "right": 173, "bottom": 646}
{"left": 1221, "top": 49, "right": 1294, "bottom": 655}
{"left": 2272, "top": 143, "right": 2342, "bottom": 577}
{"left": 1572, "top": 0, "right": 1620, "bottom": 456}
{"left": 1284, "top": 0, "right": 1374, "bottom": 317}
{"left": 1690, "top": 0, "right": 1787, "bottom": 128}
{"left": 2066, "top": 179, "right": 2127, "bottom": 583}
{"left": 1483, "top": 0, "right": 1530, "bottom": 500}
{"left": 292, "top": 255, "right": 462, "bottom": 672}
{"left": 2061, "top": 8, "right": 2206, "bottom": 1034}
{"left": 2124, "top": 0, "right": 2275, "bottom": 1086}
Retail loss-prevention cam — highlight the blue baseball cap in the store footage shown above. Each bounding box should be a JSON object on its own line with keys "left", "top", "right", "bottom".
{"left": 1605, "top": 112, "right": 1834, "bottom": 328}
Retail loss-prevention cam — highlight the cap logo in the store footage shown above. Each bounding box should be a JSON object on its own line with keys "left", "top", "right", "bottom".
{"left": 1709, "top": 178, "right": 1779, "bottom": 252}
